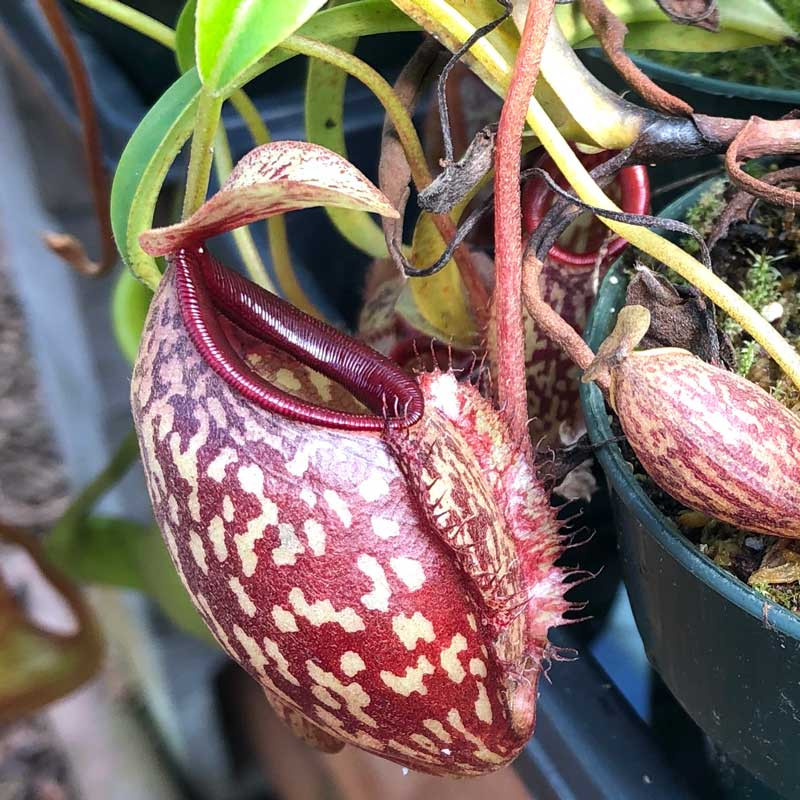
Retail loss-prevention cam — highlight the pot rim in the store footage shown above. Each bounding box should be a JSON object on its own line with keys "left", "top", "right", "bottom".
{"left": 633, "top": 54, "right": 800, "bottom": 104}
{"left": 579, "top": 178, "right": 800, "bottom": 640}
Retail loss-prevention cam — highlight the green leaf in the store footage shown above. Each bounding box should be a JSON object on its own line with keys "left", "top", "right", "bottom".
{"left": 304, "top": 2, "right": 387, "bottom": 258}
{"left": 402, "top": 211, "right": 476, "bottom": 346}
{"left": 111, "top": 68, "right": 203, "bottom": 289}
{"left": 112, "top": 269, "right": 152, "bottom": 364}
{"left": 111, "top": 1, "right": 417, "bottom": 288}
{"left": 132, "top": 530, "right": 213, "bottom": 642}
{"left": 45, "top": 515, "right": 149, "bottom": 591}
{"left": 196, "top": 0, "right": 328, "bottom": 94}
{"left": 44, "top": 515, "right": 212, "bottom": 644}
{"left": 0, "top": 620, "right": 95, "bottom": 722}
{"left": 175, "top": 0, "right": 198, "bottom": 72}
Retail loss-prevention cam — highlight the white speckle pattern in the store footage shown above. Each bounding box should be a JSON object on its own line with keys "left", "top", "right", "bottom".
{"left": 390, "top": 557, "right": 426, "bottom": 591}
{"left": 306, "top": 661, "right": 377, "bottom": 727}
{"left": 440, "top": 634, "right": 468, "bottom": 683}
{"left": 229, "top": 577, "right": 256, "bottom": 617}
{"left": 289, "top": 588, "right": 365, "bottom": 632}
{"left": 272, "top": 522, "right": 304, "bottom": 566}
{"left": 358, "top": 554, "right": 391, "bottom": 612}
{"left": 380, "top": 656, "right": 434, "bottom": 697}
{"left": 371, "top": 516, "right": 400, "bottom": 539}
{"left": 469, "top": 658, "right": 488, "bottom": 678}
{"left": 324, "top": 489, "right": 352, "bottom": 528}
{"left": 303, "top": 519, "right": 326, "bottom": 556}
{"left": 189, "top": 531, "right": 208, "bottom": 574}
{"left": 392, "top": 612, "right": 435, "bottom": 650}
{"left": 475, "top": 682, "right": 493, "bottom": 724}
{"left": 207, "top": 447, "right": 238, "bottom": 481}
{"left": 358, "top": 474, "right": 389, "bottom": 502}
{"left": 340, "top": 651, "right": 366, "bottom": 677}
{"left": 207, "top": 515, "right": 228, "bottom": 561}
{"left": 300, "top": 487, "right": 317, "bottom": 508}
{"left": 271, "top": 605, "right": 299, "bottom": 633}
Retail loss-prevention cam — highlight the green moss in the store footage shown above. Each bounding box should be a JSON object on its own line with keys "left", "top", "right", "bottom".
{"left": 722, "top": 249, "right": 783, "bottom": 338}
{"left": 682, "top": 179, "right": 726, "bottom": 255}
{"left": 751, "top": 582, "right": 800, "bottom": 613}
{"left": 737, "top": 340, "right": 760, "bottom": 376}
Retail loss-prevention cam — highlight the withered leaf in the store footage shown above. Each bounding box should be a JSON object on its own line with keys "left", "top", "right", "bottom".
{"left": 654, "top": 0, "right": 719, "bottom": 32}
{"left": 749, "top": 539, "right": 800, "bottom": 587}
{"left": 418, "top": 125, "right": 496, "bottom": 214}
{"left": 625, "top": 265, "right": 734, "bottom": 368}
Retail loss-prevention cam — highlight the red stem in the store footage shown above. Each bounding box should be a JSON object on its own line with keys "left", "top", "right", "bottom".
{"left": 493, "top": 0, "right": 554, "bottom": 448}
{"left": 37, "top": 0, "right": 116, "bottom": 273}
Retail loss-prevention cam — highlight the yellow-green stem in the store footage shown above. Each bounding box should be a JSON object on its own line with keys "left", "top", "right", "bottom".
{"left": 182, "top": 90, "right": 223, "bottom": 218}
{"left": 284, "top": 34, "right": 488, "bottom": 317}
{"left": 407, "top": 0, "right": 800, "bottom": 389}
{"left": 285, "top": 35, "right": 431, "bottom": 187}
{"left": 524, "top": 99, "right": 800, "bottom": 390}
{"left": 72, "top": 0, "right": 175, "bottom": 48}
{"left": 226, "top": 92, "right": 321, "bottom": 317}
{"left": 212, "top": 125, "right": 275, "bottom": 292}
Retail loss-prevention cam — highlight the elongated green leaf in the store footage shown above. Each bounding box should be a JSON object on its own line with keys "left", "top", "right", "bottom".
{"left": 112, "top": 269, "right": 152, "bottom": 364}
{"left": 557, "top": 0, "right": 795, "bottom": 48}
{"left": 196, "top": 0, "right": 327, "bottom": 94}
{"left": 132, "top": 530, "right": 212, "bottom": 642}
{"left": 402, "top": 211, "right": 475, "bottom": 346}
{"left": 111, "top": 69, "right": 203, "bottom": 288}
{"left": 45, "top": 516, "right": 150, "bottom": 590}
{"left": 175, "top": 0, "right": 198, "bottom": 72}
{"left": 305, "top": 4, "right": 388, "bottom": 257}
{"left": 575, "top": 25, "right": 768, "bottom": 52}
{"left": 140, "top": 140, "right": 398, "bottom": 256}
{"left": 44, "top": 515, "right": 211, "bottom": 643}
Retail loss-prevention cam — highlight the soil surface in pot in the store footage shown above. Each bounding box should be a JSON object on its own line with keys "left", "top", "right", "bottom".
{"left": 638, "top": 0, "right": 800, "bottom": 89}
{"left": 616, "top": 175, "right": 800, "bottom": 612}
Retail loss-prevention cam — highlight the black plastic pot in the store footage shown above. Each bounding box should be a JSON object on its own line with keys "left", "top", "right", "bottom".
{"left": 579, "top": 181, "right": 800, "bottom": 798}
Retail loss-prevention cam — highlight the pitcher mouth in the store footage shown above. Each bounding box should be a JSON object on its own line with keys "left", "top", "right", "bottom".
{"left": 171, "top": 245, "right": 424, "bottom": 431}
{"left": 522, "top": 149, "right": 650, "bottom": 269}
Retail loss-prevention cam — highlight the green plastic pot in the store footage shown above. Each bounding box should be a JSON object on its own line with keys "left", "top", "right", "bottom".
{"left": 580, "top": 50, "right": 800, "bottom": 120}
{"left": 580, "top": 181, "right": 800, "bottom": 798}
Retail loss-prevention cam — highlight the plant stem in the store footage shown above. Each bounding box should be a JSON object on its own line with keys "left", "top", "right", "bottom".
{"left": 73, "top": 0, "right": 308, "bottom": 307}
{"left": 0, "top": 523, "right": 104, "bottom": 720}
{"left": 284, "top": 34, "right": 489, "bottom": 321}
{"left": 226, "top": 92, "right": 321, "bottom": 318}
{"left": 182, "top": 89, "right": 223, "bottom": 219}
{"left": 521, "top": 252, "right": 608, "bottom": 392}
{"left": 38, "top": 0, "right": 116, "bottom": 273}
{"left": 493, "top": 0, "right": 553, "bottom": 448}
{"left": 522, "top": 99, "right": 800, "bottom": 391}
{"left": 399, "top": 0, "right": 800, "bottom": 389}
{"left": 72, "top": 0, "right": 175, "bottom": 48}
{"left": 52, "top": 431, "right": 140, "bottom": 536}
